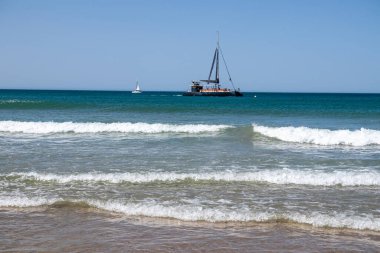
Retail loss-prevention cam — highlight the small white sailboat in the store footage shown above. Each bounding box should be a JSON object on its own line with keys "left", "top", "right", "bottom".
{"left": 132, "top": 81, "right": 142, "bottom": 94}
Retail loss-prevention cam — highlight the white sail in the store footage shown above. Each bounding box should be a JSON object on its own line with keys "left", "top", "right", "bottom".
{"left": 132, "top": 81, "right": 142, "bottom": 93}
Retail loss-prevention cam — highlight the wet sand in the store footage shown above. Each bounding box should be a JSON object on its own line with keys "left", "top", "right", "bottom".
{"left": 1, "top": 208, "right": 379, "bottom": 252}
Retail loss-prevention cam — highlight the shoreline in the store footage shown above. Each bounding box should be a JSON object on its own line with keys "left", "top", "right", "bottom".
{"left": 2, "top": 205, "right": 380, "bottom": 236}
{"left": 1, "top": 208, "right": 379, "bottom": 252}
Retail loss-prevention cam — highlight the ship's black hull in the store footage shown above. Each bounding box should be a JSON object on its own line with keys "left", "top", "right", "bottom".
{"left": 183, "top": 91, "right": 243, "bottom": 97}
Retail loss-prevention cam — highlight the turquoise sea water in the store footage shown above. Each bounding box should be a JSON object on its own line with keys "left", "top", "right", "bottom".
{"left": 1, "top": 90, "right": 380, "bottom": 128}
{"left": 1, "top": 89, "right": 380, "bottom": 234}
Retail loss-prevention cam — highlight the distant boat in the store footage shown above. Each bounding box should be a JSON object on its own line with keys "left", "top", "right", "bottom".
{"left": 132, "top": 81, "right": 142, "bottom": 94}
{"left": 183, "top": 33, "right": 243, "bottom": 97}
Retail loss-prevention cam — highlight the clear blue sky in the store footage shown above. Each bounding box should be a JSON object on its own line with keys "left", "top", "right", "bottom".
{"left": 0, "top": 0, "right": 379, "bottom": 92}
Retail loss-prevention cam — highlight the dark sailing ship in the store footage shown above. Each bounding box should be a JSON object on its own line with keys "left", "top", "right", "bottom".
{"left": 183, "top": 35, "right": 243, "bottom": 97}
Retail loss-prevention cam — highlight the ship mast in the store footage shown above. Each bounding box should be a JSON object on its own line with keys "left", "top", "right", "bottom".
{"left": 201, "top": 32, "right": 220, "bottom": 89}
{"left": 216, "top": 32, "right": 220, "bottom": 89}
{"left": 201, "top": 32, "right": 236, "bottom": 91}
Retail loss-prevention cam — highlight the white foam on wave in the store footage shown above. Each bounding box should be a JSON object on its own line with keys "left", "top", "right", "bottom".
{"left": 252, "top": 124, "right": 380, "bottom": 146}
{"left": 0, "top": 196, "right": 58, "bottom": 207}
{"left": 0, "top": 121, "right": 232, "bottom": 134}
{"left": 89, "top": 200, "right": 380, "bottom": 231}
{"left": 7, "top": 169, "right": 380, "bottom": 186}
{"left": 289, "top": 212, "right": 380, "bottom": 231}
{"left": 91, "top": 200, "right": 262, "bottom": 222}
{"left": 0, "top": 197, "right": 379, "bottom": 231}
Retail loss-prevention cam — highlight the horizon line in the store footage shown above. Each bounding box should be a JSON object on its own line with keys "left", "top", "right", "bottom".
{"left": 0, "top": 88, "right": 379, "bottom": 95}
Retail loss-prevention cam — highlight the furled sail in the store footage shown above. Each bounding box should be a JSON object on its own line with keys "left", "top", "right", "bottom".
{"left": 201, "top": 47, "right": 220, "bottom": 84}
{"left": 182, "top": 32, "right": 243, "bottom": 96}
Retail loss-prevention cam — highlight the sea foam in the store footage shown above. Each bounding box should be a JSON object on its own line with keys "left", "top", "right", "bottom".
{"left": 7, "top": 169, "right": 380, "bottom": 186}
{"left": 91, "top": 200, "right": 380, "bottom": 231}
{"left": 0, "top": 196, "right": 58, "bottom": 207}
{"left": 0, "top": 121, "right": 232, "bottom": 134}
{"left": 252, "top": 124, "right": 380, "bottom": 146}
{"left": 0, "top": 197, "right": 378, "bottom": 231}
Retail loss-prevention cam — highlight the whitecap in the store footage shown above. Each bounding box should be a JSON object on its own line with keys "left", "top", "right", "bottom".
{"left": 0, "top": 121, "right": 232, "bottom": 134}
{"left": 7, "top": 169, "right": 380, "bottom": 186}
{"left": 252, "top": 124, "right": 380, "bottom": 146}
{"left": 90, "top": 200, "right": 380, "bottom": 231}
{"left": 1, "top": 197, "right": 379, "bottom": 231}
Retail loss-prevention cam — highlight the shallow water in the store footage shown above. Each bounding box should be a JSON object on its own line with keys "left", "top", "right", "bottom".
{"left": 1, "top": 208, "right": 380, "bottom": 252}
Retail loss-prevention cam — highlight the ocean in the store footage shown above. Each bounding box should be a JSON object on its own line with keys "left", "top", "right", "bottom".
{"left": 1, "top": 89, "right": 380, "bottom": 252}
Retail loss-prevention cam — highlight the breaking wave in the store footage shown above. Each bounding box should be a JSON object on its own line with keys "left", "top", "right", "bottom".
{"left": 0, "top": 196, "right": 57, "bottom": 208}
{"left": 6, "top": 169, "right": 380, "bottom": 186}
{"left": 252, "top": 124, "right": 380, "bottom": 146}
{"left": 91, "top": 200, "right": 380, "bottom": 231}
{"left": 0, "top": 121, "right": 232, "bottom": 134}
{"left": 0, "top": 197, "right": 379, "bottom": 231}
